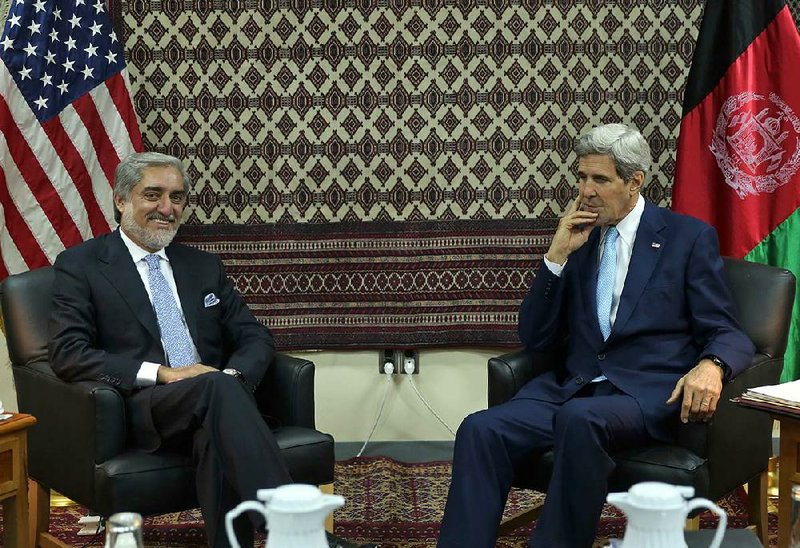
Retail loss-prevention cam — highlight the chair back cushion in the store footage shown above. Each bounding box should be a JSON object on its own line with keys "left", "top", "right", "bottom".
{"left": 722, "top": 257, "right": 795, "bottom": 358}
{"left": 1, "top": 266, "right": 54, "bottom": 366}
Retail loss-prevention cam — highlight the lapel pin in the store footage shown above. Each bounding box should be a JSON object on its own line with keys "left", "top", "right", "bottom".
{"left": 651, "top": 242, "right": 661, "bottom": 248}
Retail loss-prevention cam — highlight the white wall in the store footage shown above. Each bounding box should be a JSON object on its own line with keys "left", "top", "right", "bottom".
{"left": 0, "top": 333, "right": 17, "bottom": 412}
{"left": 306, "top": 347, "right": 505, "bottom": 442}
{"left": 0, "top": 331, "right": 509, "bottom": 440}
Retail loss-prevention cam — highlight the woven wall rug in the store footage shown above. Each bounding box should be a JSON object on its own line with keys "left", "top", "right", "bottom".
{"left": 112, "top": 1, "right": 707, "bottom": 349}
{"left": 177, "top": 218, "right": 554, "bottom": 348}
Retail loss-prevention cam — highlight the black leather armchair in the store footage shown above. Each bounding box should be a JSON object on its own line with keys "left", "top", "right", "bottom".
{"left": 1, "top": 266, "right": 335, "bottom": 545}
{"left": 488, "top": 257, "right": 796, "bottom": 545}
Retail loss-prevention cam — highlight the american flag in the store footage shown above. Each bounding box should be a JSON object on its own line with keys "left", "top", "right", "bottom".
{"left": 0, "top": 0, "right": 142, "bottom": 278}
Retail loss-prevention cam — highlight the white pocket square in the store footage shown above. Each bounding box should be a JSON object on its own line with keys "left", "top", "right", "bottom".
{"left": 204, "top": 293, "right": 220, "bottom": 307}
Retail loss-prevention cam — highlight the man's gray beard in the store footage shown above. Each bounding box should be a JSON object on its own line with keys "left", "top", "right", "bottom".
{"left": 120, "top": 213, "right": 178, "bottom": 251}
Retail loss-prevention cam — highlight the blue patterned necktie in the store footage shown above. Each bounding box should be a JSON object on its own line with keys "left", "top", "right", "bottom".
{"left": 596, "top": 227, "right": 619, "bottom": 341}
{"left": 144, "top": 254, "right": 195, "bottom": 368}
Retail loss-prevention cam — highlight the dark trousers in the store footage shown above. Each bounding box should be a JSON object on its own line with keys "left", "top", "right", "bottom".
{"left": 149, "top": 372, "right": 292, "bottom": 548}
{"left": 437, "top": 381, "right": 652, "bottom": 548}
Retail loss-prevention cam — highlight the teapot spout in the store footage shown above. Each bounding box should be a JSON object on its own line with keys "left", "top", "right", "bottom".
{"left": 320, "top": 494, "right": 346, "bottom": 513}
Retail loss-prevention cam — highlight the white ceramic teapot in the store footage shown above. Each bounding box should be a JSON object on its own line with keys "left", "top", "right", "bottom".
{"left": 606, "top": 482, "right": 727, "bottom": 548}
{"left": 225, "top": 484, "right": 344, "bottom": 548}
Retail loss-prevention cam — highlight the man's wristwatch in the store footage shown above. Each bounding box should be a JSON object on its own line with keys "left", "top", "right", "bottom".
{"left": 702, "top": 355, "right": 729, "bottom": 381}
{"left": 222, "top": 368, "right": 245, "bottom": 383}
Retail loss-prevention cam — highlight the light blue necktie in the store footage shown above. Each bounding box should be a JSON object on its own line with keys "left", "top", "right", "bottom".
{"left": 144, "top": 254, "right": 195, "bottom": 368}
{"left": 596, "top": 227, "right": 619, "bottom": 341}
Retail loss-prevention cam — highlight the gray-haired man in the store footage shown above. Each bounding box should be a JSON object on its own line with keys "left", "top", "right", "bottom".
{"left": 438, "top": 124, "right": 754, "bottom": 547}
{"left": 49, "top": 152, "right": 370, "bottom": 548}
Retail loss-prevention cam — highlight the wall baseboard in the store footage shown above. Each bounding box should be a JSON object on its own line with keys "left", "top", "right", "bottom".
{"left": 335, "top": 440, "right": 454, "bottom": 462}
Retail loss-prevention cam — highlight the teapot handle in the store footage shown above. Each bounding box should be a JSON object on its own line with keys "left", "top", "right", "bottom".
{"left": 225, "top": 500, "right": 268, "bottom": 548}
{"left": 685, "top": 498, "right": 727, "bottom": 548}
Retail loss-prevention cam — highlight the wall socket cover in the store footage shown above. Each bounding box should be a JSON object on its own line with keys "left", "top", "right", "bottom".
{"left": 378, "top": 349, "right": 419, "bottom": 373}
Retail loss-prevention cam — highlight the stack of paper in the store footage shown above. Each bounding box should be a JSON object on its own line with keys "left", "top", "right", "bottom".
{"left": 737, "top": 379, "right": 800, "bottom": 415}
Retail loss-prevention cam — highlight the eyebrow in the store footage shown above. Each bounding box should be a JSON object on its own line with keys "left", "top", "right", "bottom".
{"left": 141, "top": 186, "right": 185, "bottom": 193}
{"left": 577, "top": 172, "right": 612, "bottom": 181}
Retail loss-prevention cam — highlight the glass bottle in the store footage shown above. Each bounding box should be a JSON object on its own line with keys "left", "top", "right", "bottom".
{"left": 105, "top": 512, "right": 144, "bottom": 548}
{"left": 790, "top": 485, "right": 800, "bottom": 548}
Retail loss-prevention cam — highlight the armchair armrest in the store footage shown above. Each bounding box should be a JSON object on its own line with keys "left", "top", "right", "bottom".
{"left": 255, "top": 352, "right": 316, "bottom": 429}
{"left": 488, "top": 349, "right": 535, "bottom": 407}
{"left": 13, "top": 360, "right": 127, "bottom": 504}
{"left": 488, "top": 347, "right": 565, "bottom": 407}
{"left": 704, "top": 354, "right": 783, "bottom": 498}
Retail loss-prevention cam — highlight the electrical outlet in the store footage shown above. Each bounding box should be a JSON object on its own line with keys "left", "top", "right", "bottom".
{"left": 400, "top": 349, "right": 419, "bottom": 374}
{"left": 378, "top": 348, "right": 398, "bottom": 374}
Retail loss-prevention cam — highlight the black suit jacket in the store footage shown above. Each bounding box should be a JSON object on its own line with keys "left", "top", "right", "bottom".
{"left": 48, "top": 229, "right": 274, "bottom": 448}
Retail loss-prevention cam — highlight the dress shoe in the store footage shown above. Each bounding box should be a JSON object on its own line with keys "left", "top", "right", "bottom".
{"left": 326, "top": 531, "right": 379, "bottom": 548}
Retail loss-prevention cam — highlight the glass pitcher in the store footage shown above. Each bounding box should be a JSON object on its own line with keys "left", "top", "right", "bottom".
{"left": 104, "top": 512, "right": 144, "bottom": 548}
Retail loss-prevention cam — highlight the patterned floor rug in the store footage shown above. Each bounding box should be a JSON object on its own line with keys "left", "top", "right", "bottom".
{"left": 0, "top": 456, "right": 777, "bottom": 547}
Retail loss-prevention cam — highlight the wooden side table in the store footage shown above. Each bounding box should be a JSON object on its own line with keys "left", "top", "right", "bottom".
{"left": 776, "top": 413, "right": 800, "bottom": 547}
{"left": 0, "top": 413, "right": 36, "bottom": 548}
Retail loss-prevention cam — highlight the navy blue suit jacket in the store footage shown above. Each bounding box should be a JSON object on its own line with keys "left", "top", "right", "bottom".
{"left": 517, "top": 200, "right": 754, "bottom": 442}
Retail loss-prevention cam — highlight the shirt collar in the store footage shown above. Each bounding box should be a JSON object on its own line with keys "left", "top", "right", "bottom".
{"left": 602, "top": 194, "right": 643, "bottom": 247}
{"left": 118, "top": 228, "right": 169, "bottom": 264}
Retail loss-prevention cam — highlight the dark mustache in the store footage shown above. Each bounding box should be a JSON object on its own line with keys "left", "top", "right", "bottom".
{"left": 146, "top": 213, "right": 176, "bottom": 223}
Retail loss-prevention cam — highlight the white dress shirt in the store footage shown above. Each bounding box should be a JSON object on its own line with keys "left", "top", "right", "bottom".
{"left": 119, "top": 229, "right": 201, "bottom": 386}
{"left": 543, "top": 195, "right": 645, "bottom": 382}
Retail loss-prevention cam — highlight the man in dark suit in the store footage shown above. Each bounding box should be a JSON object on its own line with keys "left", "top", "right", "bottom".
{"left": 437, "top": 124, "right": 755, "bottom": 548}
{"left": 48, "top": 152, "right": 366, "bottom": 548}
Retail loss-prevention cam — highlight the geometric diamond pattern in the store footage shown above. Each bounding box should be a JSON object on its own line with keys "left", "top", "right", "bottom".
{"left": 112, "top": 1, "right": 791, "bottom": 348}
{"left": 116, "top": 2, "right": 711, "bottom": 225}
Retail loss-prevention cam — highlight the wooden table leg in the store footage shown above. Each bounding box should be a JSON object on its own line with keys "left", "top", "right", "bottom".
{"left": 29, "top": 479, "right": 49, "bottom": 548}
{"left": 778, "top": 419, "right": 800, "bottom": 547}
{"left": 746, "top": 471, "right": 769, "bottom": 547}
{"left": 3, "top": 492, "right": 29, "bottom": 548}
{"left": 320, "top": 482, "right": 335, "bottom": 533}
{"left": 1, "top": 427, "right": 29, "bottom": 548}
{"left": 27, "top": 480, "right": 69, "bottom": 548}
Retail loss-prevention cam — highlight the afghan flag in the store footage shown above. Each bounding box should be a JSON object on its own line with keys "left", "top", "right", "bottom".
{"left": 674, "top": 0, "right": 800, "bottom": 381}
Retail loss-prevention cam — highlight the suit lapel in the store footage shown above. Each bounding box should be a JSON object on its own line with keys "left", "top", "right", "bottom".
{"left": 610, "top": 201, "right": 666, "bottom": 339}
{"left": 577, "top": 227, "right": 602, "bottom": 336}
{"left": 97, "top": 231, "right": 162, "bottom": 342}
{"left": 167, "top": 245, "right": 201, "bottom": 348}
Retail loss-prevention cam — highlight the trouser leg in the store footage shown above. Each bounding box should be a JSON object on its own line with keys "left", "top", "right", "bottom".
{"left": 150, "top": 372, "right": 292, "bottom": 548}
{"left": 530, "top": 386, "right": 651, "bottom": 548}
{"left": 194, "top": 428, "right": 254, "bottom": 548}
{"left": 437, "top": 398, "right": 559, "bottom": 548}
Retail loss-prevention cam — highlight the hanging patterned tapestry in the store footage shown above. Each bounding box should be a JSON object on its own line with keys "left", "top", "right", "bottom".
{"left": 114, "top": 0, "right": 708, "bottom": 349}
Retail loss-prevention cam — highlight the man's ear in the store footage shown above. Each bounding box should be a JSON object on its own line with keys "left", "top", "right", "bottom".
{"left": 113, "top": 194, "right": 126, "bottom": 216}
{"left": 629, "top": 171, "right": 644, "bottom": 194}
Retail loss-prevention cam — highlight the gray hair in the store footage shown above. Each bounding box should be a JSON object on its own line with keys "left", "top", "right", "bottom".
{"left": 113, "top": 152, "right": 189, "bottom": 223}
{"left": 574, "top": 124, "right": 652, "bottom": 181}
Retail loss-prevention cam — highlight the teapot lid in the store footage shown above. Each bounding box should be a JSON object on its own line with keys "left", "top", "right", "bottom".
{"left": 258, "top": 484, "right": 331, "bottom": 513}
{"left": 627, "top": 482, "right": 695, "bottom": 509}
